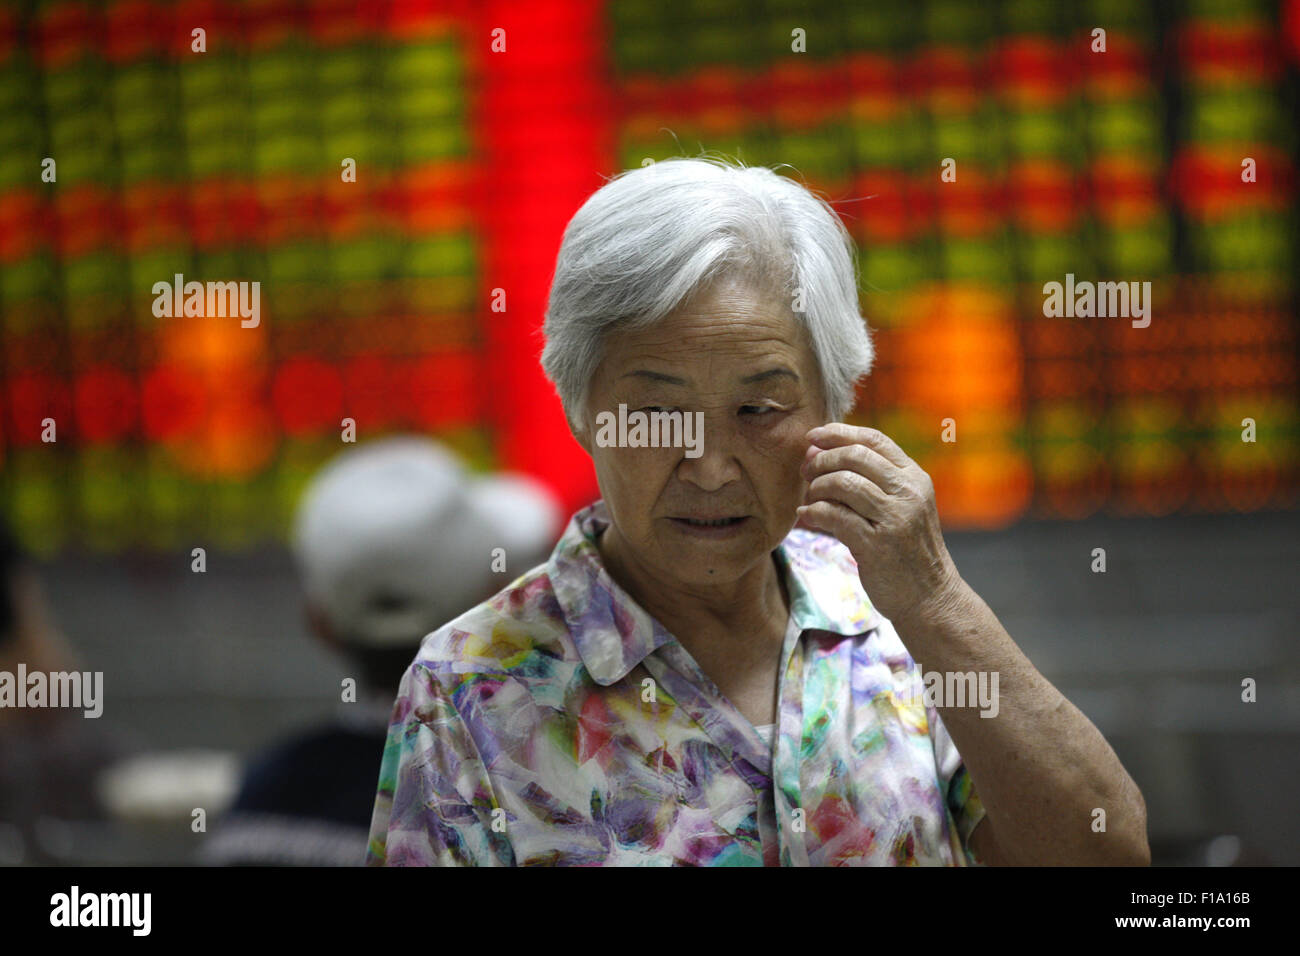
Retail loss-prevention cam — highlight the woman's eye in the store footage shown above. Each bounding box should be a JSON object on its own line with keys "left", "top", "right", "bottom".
{"left": 740, "top": 404, "right": 777, "bottom": 416}
{"left": 639, "top": 406, "right": 674, "bottom": 414}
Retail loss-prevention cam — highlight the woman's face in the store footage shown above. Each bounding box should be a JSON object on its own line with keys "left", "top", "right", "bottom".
{"left": 576, "top": 274, "right": 829, "bottom": 591}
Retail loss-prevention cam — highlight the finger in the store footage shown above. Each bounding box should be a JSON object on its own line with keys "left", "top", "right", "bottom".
{"left": 802, "top": 442, "right": 900, "bottom": 494}
{"left": 795, "top": 499, "right": 870, "bottom": 554}
{"left": 804, "top": 469, "right": 890, "bottom": 521}
{"left": 806, "top": 423, "right": 913, "bottom": 469}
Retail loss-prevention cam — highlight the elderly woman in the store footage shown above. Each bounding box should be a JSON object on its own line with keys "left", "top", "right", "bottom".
{"left": 366, "top": 157, "right": 1149, "bottom": 866}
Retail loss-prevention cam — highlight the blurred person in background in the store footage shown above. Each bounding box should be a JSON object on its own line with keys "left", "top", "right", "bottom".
{"left": 0, "top": 520, "right": 135, "bottom": 864}
{"left": 198, "top": 437, "right": 560, "bottom": 866}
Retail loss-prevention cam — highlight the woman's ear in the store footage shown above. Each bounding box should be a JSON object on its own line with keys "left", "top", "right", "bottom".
{"left": 564, "top": 395, "right": 595, "bottom": 455}
{"left": 568, "top": 411, "right": 593, "bottom": 456}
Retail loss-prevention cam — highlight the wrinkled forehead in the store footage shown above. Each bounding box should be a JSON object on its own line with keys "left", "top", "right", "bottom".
{"left": 595, "top": 276, "right": 819, "bottom": 381}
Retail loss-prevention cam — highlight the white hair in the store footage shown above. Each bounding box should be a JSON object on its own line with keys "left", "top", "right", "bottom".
{"left": 541, "top": 156, "right": 873, "bottom": 425}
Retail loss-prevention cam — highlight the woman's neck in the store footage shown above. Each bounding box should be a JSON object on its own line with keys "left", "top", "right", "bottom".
{"left": 596, "top": 523, "right": 790, "bottom": 644}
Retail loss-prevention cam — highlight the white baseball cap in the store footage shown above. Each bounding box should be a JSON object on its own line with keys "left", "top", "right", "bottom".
{"left": 292, "top": 436, "right": 561, "bottom": 648}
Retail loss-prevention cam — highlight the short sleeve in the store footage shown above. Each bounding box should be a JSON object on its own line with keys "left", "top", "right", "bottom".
{"left": 928, "top": 706, "right": 988, "bottom": 866}
{"left": 366, "top": 660, "right": 513, "bottom": 866}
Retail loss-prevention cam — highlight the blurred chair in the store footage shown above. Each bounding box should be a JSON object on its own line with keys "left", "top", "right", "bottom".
{"left": 0, "top": 520, "right": 139, "bottom": 864}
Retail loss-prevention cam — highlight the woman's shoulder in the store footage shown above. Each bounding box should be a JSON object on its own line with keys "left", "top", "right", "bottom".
{"left": 409, "top": 561, "right": 576, "bottom": 675}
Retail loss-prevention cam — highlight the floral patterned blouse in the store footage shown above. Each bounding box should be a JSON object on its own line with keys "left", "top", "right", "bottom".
{"left": 366, "top": 500, "right": 986, "bottom": 866}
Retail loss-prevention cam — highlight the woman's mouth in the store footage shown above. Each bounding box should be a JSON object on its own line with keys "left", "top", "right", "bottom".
{"left": 668, "top": 515, "right": 749, "bottom": 536}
